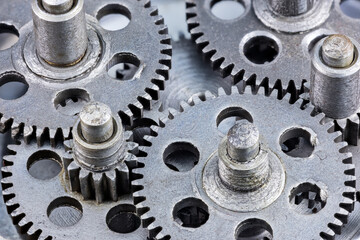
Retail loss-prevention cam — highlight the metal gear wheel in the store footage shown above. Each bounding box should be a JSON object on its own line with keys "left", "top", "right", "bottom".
{"left": 185, "top": 0, "right": 360, "bottom": 92}
{"left": 133, "top": 87, "right": 356, "bottom": 239}
{"left": 1, "top": 131, "right": 147, "bottom": 239}
{"left": 63, "top": 102, "right": 138, "bottom": 203}
{"left": 128, "top": 36, "right": 301, "bottom": 147}
{"left": 0, "top": 0, "right": 171, "bottom": 143}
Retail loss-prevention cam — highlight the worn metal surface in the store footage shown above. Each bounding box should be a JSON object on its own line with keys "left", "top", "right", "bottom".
{"left": 186, "top": 0, "right": 360, "bottom": 91}
{"left": 0, "top": 0, "right": 171, "bottom": 141}
{"left": 134, "top": 88, "right": 355, "bottom": 239}
{"left": 1, "top": 138, "right": 146, "bottom": 239}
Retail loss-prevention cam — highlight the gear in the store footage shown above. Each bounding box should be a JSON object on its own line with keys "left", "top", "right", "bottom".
{"left": 62, "top": 102, "right": 138, "bottom": 203}
{"left": 133, "top": 87, "right": 356, "bottom": 239}
{"left": 185, "top": 0, "right": 360, "bottom": 92}
{"left": 0, "top": 0, "right": 171, "bottom": 144}
{"left": 1, "top": 128, "right": 147, "bottom": 239}
{"left": 128, "top": 36, "right": 301, "bottom": 147}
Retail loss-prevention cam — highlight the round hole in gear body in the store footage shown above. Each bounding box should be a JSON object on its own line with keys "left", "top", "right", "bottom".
{"left": 216, "top": 107, "right": 253, "bottom": 135}
{"left": 289, "top": 182, "right": 327, "bottom": 215}
{"left": 280, "top": 127, "right": 315, "bottom": 158}
{"left": 340, "top": 0, "right": 360, "bottom": 19}
{"left": 163, "top": 142, "right": 200, "bottom": 172}
{"left": 0, "top": 72, "right": 28, "bottom": 100}
{"left": 53, "top": 88, "right": 91, "bottom": 116}
{"left": 47, "top": 197, "right": 83, "bottom": 227}
{"left": 243, "top": 35, "right": 280, "bottom": 65}
{"left": 107, "top": 52, "right": 141, "bottom": 81}
{"left": 97, "top": 4, "right": 131, "bottom": 31}
{"left": 210, "top": 0, "right": 246, "bottom": 20}
{"left": 0, "top": 23, "right": 19, "bottom": 50}
{"left": 173, "top": 198, "right": 209, "bottom": 228}
{"left": 27, "top": 150, "right": 62, "bottom": 180}
{"left": 235, "top": 218, "right": 273, "bottom": 240}
{"left": 106, "top": 204, "right": 141, "bottom": 234}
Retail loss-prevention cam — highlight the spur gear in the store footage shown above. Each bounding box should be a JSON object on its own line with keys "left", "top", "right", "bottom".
{"left": 62, "top": 102, "right": 138, "bottom": 203}
{"left": 0, "top": 0, "right": 171, "bottom": 143}
{"left": 1, "top": 135, "right": 147, "bottom": 239}
{"left": 133, "top": 87, "right": 356, "bottom": 239}
{"left": 185, "top": 0, "right": 360, "bottom": 92}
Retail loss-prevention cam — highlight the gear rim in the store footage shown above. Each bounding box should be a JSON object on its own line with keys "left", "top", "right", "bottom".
{"left": 133, "top": 87, "right": 356, "bottom": 239}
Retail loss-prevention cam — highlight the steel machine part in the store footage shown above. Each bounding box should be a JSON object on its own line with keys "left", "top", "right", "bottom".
{"left": 1, "top": 134, "right": 147, "bottom": 239}
{"left": 308, "top": 34, "right": 360, "bottom": 145}
{"left": 32, "top": 0, "right": 88, "bottom": 66}
{"left": 133, "top": 87, "right": 355, "bottom": 239}
{"left": 0, "top": 0, "right": 171, "bottom": 143}
{"left": 63, "top": 102, "right": 137, "bottom": 203}
{"left": 185, "top": 0, "right": 360, "bottom": 96}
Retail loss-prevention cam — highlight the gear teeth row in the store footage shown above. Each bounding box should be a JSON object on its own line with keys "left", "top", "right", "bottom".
{"left": 132, "top": 86, "right": 356, "bottom": 240}
{"left": 62, "top": 131, "right": 139, "bottom": 203}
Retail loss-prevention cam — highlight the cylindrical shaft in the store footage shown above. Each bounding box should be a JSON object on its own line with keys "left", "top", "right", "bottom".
{"left": 218, "top": 121, "right": 270, "bottom": 192}
{"left": 310, "top": 34, "right": 360, "bottom": 119}
{"left": 31, "top": 0, "right": 87, "bottom": 66}
{"left": 269, "top": 0, "right": 314, "bottom": 16}
{"left": 226, "top": 120, "right": 260, "bottom": 162}
{"left": 79, "top": 102, "right": 114, "bottom": 143}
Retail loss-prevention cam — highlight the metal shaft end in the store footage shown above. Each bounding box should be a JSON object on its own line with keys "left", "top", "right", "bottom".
{"left": 269, "top": 0, "right": 314, "bottom": 16}
{"left": 226, "top": 120, "right": 260, "bottom": 162}
{"left": 321, "top": 34, "right": 355, "bottom": 68}
{"left": 80, "top": 102, "right": 114, "bottom": 143}
{"left": 42, "top": 0, "right": 74, "bottom": 14}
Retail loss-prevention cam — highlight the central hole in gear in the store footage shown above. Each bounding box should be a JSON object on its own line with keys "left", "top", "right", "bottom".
{"left": 243, "top": 36, "right": 279, "bottom": 64}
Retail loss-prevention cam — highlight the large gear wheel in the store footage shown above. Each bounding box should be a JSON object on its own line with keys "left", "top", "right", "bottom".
{"left": 185, "top": 0, "right": 360, "bottom": 91}
{"left": 133, "top": 87, "right": 356, "bottom": 239}
{"left": 0, "top": 0, "right": 171, "bottom": 143}
{"left": 1, "top": 131, "right": 147, "bottom": 239}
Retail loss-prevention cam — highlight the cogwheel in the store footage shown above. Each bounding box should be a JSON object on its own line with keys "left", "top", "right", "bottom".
{"left": 133, "top": 86, "right": 356, "bottom": 239}
{"left": 128, "top": 36, "right": 302, "bottom": 147}
{"left": 185, "top": 0, "right": 360, "bottom": 93}
{"left": 1, "top": 133, "right": 148, "bottom": 239}
{"left": 0, "top": 0, "right": 172, "bottom": 144}
{"left": 60, "top": 102, "right": 138, "bottom": 203}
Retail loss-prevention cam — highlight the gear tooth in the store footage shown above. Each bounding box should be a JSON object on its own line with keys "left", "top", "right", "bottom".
{"left": 190, "top": 94, "right": 203, "bottom": 105}
{"left": 244, "top": 85, "right": 253, "bottom": 95}
{"left": 68, "top": 161, "right": 81, "bottom": 192}
{"left": 6, "top": 144, "right": 18, "bottom": 153}
{"left": 18, "top": 217, "right": 29, "bottom": 228}
{"left": 79, "top": 169, "right": 92, "bottom": 200}
{"left": 217, "top": 87, "right": 227, "bottom": 96}
{"left": 340, "top": 197, "right": 355, "bottom": 212}
{"left": 230, "top": 86, "right": 240, "bottom": 95}
{"left": 105, "top": 171, "right": 118, "bottom": 201}
{"left": 23, "top": 125, "right": 34, "bottom": 143}
{"left": 336, "top": 119, "right": 347, "bottom": 131}
{"left": 92, "top": 174, "right": 107, "bottom": 203}
{"left": 328, "top": 219, "right": 343, "bottom": 234}
{"left": 127, "top": 141, "right": 139, "bottom": 153}
{"left": 320, "top": 229, "right": 336, "bottom": 240}
{"left": 10, "top": 122, "right": 22, "bottom": 139}
{"left": 335, "top": 208, "right": 350, "bottom": 223}
{"left": 167, "top": 107, "right": 178, "bottom": 119}
{"left": 282, "top": 93, "right": 292, "bottom": 103}
{"left": 64, "top": 139, "right": 73, "bottom": 151}
{"left": 0, "top": 115, "right": 13, "bottom": 133}
{"left": 204, "top": 90, "right": 216, "bottom": 100}
{"left": 125, "top": 130, "right": 133, "bottom": 142}
{"left": 180, "top": 101, "right": 191, "bottom": 111}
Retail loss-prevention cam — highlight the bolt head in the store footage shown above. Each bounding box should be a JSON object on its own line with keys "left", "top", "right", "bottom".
{"left": 322, "top": 34, "right": 355, "bottom": 68}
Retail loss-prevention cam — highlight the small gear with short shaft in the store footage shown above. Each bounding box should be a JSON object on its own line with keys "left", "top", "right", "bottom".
{"left": 1, "top": 131, "right": 148, "bottom": 239}
{"left": 62, "top": 102, "right": 138, "bottom": 203}
{"left": 133, "top": 86, "right": 356, "bottom": 240}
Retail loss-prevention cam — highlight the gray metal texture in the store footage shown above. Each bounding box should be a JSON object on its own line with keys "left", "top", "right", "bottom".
{"left": 133, "top": 87, "right": 356, "bottom": 239}
{"left": 186, "top": 0, "right": 360, "bottom": 92}
{"left": 0, "top": 0, "right": 172, "bottom": 143}
{"left": 32, "top": 0, "right": 88, "bottom": 66}
{"left": 1, "top": 134, "right": 146, "bottom": 239}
